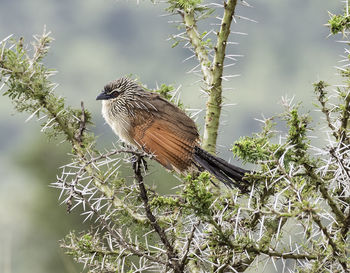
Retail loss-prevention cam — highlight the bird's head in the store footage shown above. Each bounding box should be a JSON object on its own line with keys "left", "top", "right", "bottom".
{"left": 96, "top": 77, "right": 140, "bottom": 101}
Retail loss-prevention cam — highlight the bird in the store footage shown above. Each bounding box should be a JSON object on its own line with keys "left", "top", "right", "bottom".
{"left": 96, "top": 77, "right": 249, "bottom": 190}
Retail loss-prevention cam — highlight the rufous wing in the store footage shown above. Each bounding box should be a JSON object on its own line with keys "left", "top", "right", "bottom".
{"left": 132, "top": 118, "right": 198, "bottom": 172}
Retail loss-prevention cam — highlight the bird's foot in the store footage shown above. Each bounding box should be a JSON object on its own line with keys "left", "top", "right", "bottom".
{"left": 131, "top": 154, "right": 148, "bottom": 173}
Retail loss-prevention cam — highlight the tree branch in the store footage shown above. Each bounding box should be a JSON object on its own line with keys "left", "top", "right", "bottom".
{"left": 180, "top": 0, "right": 238, "bottom": 154}
{"left": 203, "top": 0, "right": 238, "bottom": 153}
{"left": 339, "top": 92, "right": 350, "bottom": 142}
{"left": 311, "top": 210, "right": 348, "bottom": 272}
{"left": 133, "top": 155, "right": 182, "bottom": 273}
{"left": 304, "top": 163, "right": 346, "bottom": 224}
{"left": 314, "top": 81, "right": 338, "bottom": 139}
{"left": 181, "top": 10, "right": 212, "bottom": 87}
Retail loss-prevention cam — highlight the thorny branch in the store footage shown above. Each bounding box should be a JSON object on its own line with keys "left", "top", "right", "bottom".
{"left": 203, "top": 0, "right": 238, "bottom": 153}
{"left": 180, "top": 221, "right": 199, "bottom": 269}
{"left": 58, "top": 172, "right": 169, "bottom": 268}
{"left": 303, "top": 163, "right": 346, "bottom": 224}
{"left": 311, "top": 211, "right": 349, "bottom": 272}
{"left": 75, "top": 101, "right": 87, "bottom": 144}
{"left": 179, "top": 0, "right": 240, "bottom": 153}
{"left": 133, "top": 155, "right": 182, "bottom": 273}
{"left": 314, "top": 81, "right": 338, "bottom": 138}
{"left": 339, "top": 92, "right": 350, "bottom": 143}
{"left": 2, "top": 1, "right": 350, "bottom": 272}
{"left": 60, "top": 148, "right": 151, "bottom": 223}
{"left": 180, "top": 9, "right": 212, "bottom": 86}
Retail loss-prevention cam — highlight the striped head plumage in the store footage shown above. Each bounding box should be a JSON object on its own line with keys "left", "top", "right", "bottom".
{"left": 96, "top": 77, "right": 142, "bottom": 101}
{"left": 96, "top": 77, "right": 153, "bottom": 115}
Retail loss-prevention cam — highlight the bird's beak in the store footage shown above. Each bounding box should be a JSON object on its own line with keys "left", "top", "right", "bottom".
{"left": 96, "top": 92, "right": 112, "bottom": 100}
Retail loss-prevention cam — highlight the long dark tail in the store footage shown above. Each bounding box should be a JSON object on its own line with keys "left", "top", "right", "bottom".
{"left": 193, "top": 146, "right": 249, "bottom": 191}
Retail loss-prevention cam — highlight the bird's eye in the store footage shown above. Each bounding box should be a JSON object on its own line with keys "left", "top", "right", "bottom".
{"left": 108, "top": 89, "right": 120, "bottom": 97}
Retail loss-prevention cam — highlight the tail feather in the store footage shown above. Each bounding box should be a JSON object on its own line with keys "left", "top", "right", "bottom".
{"left": 193, "top": 146, "right": 249, "bottom": 191}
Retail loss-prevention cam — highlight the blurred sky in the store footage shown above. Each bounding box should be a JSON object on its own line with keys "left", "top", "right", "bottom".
{"left": 0, "top": 1, "right": 344, "bottom": 272}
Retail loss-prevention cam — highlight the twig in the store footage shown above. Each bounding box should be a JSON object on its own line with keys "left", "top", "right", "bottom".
{"left": 303, "top": 163, "right": 346, "bottom": 224}
{"left": 203, "top": 0, "right": 238, "bottom": 153}
{"left": 181, "top": 9, "right": 212, "bottom": 86}
{"left": 75, "top": 101, "right": 86, "bottom": 143}
{"left": 180, "top": 221, "right": 200, "bottom": 270}
{"left": 133, "top": 155, "right": 182, "bottom": 273}
{"left": 315, "top": 82, "right": 338, "bottom": 139}
{"left": 64, "top": 181, "right": 169, "bottom": 267}
{"left": 63, "top": 148, "right": 151, "bottom": 223}
{"left": 311, "top": 210, "right": 348, "bottom": 272}
{"left": 247, "top": 246, "right": 318, "bottom": 260}
{"left": 338, "top": 92, "right": 350, "bottom": 143}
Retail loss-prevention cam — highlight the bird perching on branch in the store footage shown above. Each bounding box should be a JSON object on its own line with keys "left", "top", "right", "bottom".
{"left": 97, "top": 77, "right": 248, "bottom": 190}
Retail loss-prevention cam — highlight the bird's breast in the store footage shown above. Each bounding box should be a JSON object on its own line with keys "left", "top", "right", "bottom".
{"left": 101, "top": 101, "right": 137, "bottom": 147}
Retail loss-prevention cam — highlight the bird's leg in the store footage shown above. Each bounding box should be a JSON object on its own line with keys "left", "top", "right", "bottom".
{"left": 131, "top": 155, "right": 138, "bottom": 171}
{"left": 127, "top": 148, "right": 147, "bottom": 173}
{"left": 131, "top": 154, "right": 145, "bottom": 176}
{"left": 132, "top": 155, "right": 148, "bottom": 173}
{"left": 120, "top": 142, "right": 146, "bottom": 171}
{"left": 141, "top": 156, "right": 148, "bottom": 171}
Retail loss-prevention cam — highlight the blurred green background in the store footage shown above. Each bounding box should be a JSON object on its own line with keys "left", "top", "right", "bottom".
{"left": 0, "top": 1, "right": 343, "bottom": 272}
